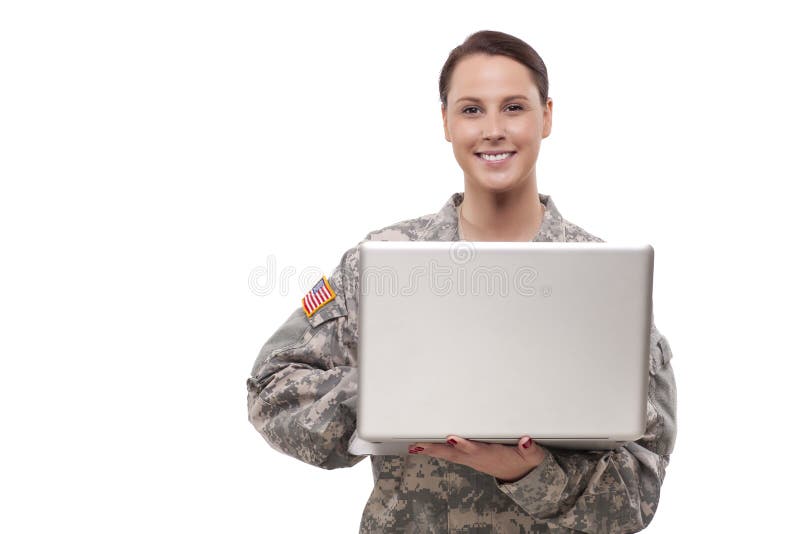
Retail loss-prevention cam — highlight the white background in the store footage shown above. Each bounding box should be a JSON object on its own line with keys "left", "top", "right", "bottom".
{"left": 1, "top": 1, "right": 798, "bottom": 532}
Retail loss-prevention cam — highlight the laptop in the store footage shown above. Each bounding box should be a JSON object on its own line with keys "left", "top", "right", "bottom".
{"left": 354, "top": 241, "right": 653, "bottom": 451}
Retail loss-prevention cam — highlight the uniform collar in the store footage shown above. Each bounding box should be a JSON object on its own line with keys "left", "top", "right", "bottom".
{"left": 420, "top": 191, "right": 565, "bottom": 242}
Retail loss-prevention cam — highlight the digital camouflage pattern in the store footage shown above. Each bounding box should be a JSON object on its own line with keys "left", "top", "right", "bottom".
{"left": 247, "top": 192, "right": 677, "bottom": 533}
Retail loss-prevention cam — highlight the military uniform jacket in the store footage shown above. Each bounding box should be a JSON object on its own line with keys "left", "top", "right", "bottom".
{"left": 247, "top": 192, "right": 677, "bottom": 533}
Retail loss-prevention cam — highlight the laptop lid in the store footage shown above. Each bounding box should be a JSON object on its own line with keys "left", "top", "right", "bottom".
{"left": 356, "top": 241, "right": 653, "bottom": 450}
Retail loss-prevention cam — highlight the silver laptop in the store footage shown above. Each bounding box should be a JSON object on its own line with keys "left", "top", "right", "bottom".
{"left": 356, "top": 241, "right": 653, "bottom": 451}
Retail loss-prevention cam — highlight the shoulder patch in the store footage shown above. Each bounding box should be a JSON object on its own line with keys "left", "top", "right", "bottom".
{"left": 301, "top": 275, "right": 337, "bottom": 318}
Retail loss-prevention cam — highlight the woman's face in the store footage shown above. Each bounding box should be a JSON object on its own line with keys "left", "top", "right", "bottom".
{"left": 442, "top": 54, "right": 552, "bottom": 194}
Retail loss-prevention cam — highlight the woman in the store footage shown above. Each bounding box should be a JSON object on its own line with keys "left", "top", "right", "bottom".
{"left": 247, "top": 30, "right": 677, "bottom": 533}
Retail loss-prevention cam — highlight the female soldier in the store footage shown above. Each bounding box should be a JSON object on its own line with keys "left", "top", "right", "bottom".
{"left": 247, "top": 30, "right": 677, "bottom": 533}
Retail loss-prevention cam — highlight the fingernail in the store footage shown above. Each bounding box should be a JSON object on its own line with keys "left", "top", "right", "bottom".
{"left": 447, "top": 439, "right": 457, "bottom": 446}
{"left": 522, "top": 438, "right": 532, "bottom": 449}
{"left": 408, "top": 446, "right": 423, "bottom": 454}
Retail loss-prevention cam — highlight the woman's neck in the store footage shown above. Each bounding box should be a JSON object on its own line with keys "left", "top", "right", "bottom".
{"left": 458, "top": 178, "right": 544, "bottom": 242}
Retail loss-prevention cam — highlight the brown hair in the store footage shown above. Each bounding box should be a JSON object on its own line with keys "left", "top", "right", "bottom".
{"left": 439, "top": 30, "right": 549, "bottom": 108}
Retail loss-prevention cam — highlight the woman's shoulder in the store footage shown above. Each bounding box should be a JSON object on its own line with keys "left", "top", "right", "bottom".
{"left": 562, "top": 218, "right": 605, "bottom": 243}
{"left": 538, "top": 193, "right": 605, "bottom": 244}
{"left": 328, "top": 213, "right": 439, "bottom": 303}
{"left": 332, "top": 212, "right": 438, "bottom": 283}
{"left": 361, "top": 213, "right": 439, "bottom": 242}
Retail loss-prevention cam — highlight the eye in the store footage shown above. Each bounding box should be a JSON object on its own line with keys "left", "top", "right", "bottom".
{"left": 462, "top": 106, "right": 480, "bottom": 115}
{"left": 506, "top": 103, "right": 524, "bottom": 112}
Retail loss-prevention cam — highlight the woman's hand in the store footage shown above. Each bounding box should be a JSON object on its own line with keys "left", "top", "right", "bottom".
{"left": 408, "top": 435, "right": 546, "bottom": 483}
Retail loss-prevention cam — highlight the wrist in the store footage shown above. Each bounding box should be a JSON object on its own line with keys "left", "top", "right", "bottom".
{"left": 497, "top": 464, "right": 536, "bottom": 484}
{"left": 498, "top": 450, "right": 545, "bottom": 484}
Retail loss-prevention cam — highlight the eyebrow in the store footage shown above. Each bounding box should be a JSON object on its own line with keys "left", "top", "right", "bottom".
{"left": 455, "top": 95, "right": 530, "bottom": 104}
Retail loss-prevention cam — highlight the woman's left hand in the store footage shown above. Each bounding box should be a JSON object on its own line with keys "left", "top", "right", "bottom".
{"left": 408, "top": 435, "right": 546, "bottom": 483}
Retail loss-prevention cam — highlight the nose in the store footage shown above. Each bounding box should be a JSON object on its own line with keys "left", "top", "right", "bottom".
{"left": 482, "top": 111, "right": 506, "bottom": 141}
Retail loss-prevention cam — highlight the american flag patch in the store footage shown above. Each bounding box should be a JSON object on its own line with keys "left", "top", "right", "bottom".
{"left": 302, "top": 275, "right": 337, "bottom": 318}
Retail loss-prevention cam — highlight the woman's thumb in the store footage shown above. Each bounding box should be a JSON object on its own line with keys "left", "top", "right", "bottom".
{"left": 517, "top": 435, "right": 546, "bottom": 466}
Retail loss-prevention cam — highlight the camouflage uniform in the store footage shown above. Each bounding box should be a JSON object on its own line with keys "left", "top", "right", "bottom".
{"left": 247, "top": 192, "right": 677, "bottom": 533}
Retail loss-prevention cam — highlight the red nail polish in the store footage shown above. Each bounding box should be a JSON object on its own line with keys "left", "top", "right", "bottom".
{"left": 522, "top": 438, "right": 532, "bottom": 449}
{"left": 447, "top": 439, "right": 457, "bottom": 446}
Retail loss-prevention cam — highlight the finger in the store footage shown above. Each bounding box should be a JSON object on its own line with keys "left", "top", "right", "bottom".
{"left": 446, "top": 435, "right": 482, "bottom": 454}
{"left": 516, "top": 436, "right": 546, "bottom": 465}
{"left": 407, "top": 442, "right": 425, "bottom": 454}
{"left": 407, "top": 441, "right": 439, "bottom": 454}
{"left": 411, "top": 442, "right": 459, "bottom": 461}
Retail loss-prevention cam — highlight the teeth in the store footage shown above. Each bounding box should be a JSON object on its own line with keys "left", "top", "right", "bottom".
{"left": 479, "top": 152, "right": 512, "bottom": 161}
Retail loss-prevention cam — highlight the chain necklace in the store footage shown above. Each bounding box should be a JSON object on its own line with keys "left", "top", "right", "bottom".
{"left": 458, "top": 202, "right": 545, "bottom": 242}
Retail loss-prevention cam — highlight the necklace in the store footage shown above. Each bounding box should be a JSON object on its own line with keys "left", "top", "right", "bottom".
{"left": 458, "top": 202, "right": 545, "bottom": 241}
{"left": 457, "top": 204, "right": 467, "bottom": 241}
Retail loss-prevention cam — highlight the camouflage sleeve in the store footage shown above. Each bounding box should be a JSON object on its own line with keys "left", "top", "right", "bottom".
{"left": 496, "top": 322, "right": 677, "bottom": 533}
{"left": 246, "top": 245, "right": 366, "bottom": 470}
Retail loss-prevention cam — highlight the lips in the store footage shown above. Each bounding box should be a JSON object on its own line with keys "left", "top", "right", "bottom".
{"left": 475, "top": 151, "right": 516, "bottom": 164}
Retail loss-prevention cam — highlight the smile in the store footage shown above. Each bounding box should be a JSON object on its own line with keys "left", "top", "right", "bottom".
{"left": 475, "top": 152, "right": 516, "bottom": 163}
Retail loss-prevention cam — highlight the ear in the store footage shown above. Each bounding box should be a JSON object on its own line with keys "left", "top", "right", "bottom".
{"left": 441, "top": 104, "right": 451, "bottom": 143}
{"left": 542, "top": 98, "right": 553, "bottom": 139}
